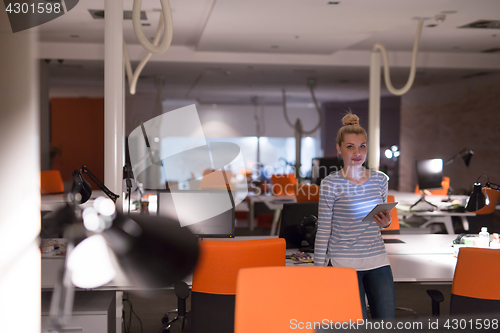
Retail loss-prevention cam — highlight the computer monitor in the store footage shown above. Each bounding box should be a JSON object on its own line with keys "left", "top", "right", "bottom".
{"left": 157, "top": 189, "right": 235, "bottom": 238}
{"left": 311, "top": 157, "right": 343, "bottom": 185}
{"left": 416, "top": 158, "right": 444, "bottom": 190}
{"left": 279, "top": 202, "right": 319, "bottom": 252}
{"left": 411, "top": 158, "right": 444, "bottom": 210}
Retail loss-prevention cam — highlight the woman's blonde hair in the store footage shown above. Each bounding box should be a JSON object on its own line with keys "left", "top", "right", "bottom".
{"left": 336, "top": 112, "right": 367, "bottom": 146}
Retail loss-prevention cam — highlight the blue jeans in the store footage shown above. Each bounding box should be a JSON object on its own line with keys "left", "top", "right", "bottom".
{"left": 357, "top": 265, "right": 395, "bottom": 320}
{"left": 328, "top": 261, "right": 395, "bottom": 320}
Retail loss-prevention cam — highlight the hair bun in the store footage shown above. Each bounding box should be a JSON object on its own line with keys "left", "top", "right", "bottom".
{"left": 342, "top": 113, "right": 360, "bottom": 126}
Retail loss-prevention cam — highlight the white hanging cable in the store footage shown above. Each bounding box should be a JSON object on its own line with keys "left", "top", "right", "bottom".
{"left": 305, "top": 82, "right": 323, "bottom": 134}
{"left": 372, "top": 18, "right": 424, "bottom": 96}
{"left": 282, "top": 89, "right": 294, "bottom": 128}
{"left": 253, "top": 101, "right": 265, "bottom": 137}
{"left": 155, "top": 77, "right": 164, "bottom": 116}
{"left": 124, "top": 0, "right": 173, "bottom": 95}
{"left": 282, "top": 84, "right": 322, "bottom": 180}
{"left": 124, "top": 14, "right": 165, "bottom": 95}
{"left": 282, "top": 84, "right": 322, "bottom": 134}
{"left": 133, "top": 0, "right": 173, "bottom": 54}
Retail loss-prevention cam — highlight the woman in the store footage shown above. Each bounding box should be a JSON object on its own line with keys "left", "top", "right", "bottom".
{"left": 314, "top": 112, "right": 395, "bottom": 320}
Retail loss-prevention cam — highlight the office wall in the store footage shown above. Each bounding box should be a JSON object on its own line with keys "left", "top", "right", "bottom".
{"left": 399, "top": 73, "right": 500, "bottom": 193}
{"left": 322, "top": 96, "right": 401, "bottom": 189}
{"left": 0, "top": 7, "right": 41, "bottom": 331}
{"left": 50, "top": 98, "right": 105, "bottom": 187}
{"left": 322, "top": 96, "right": 401, "bottom": 156}
{"left": 125, "top": 92, "right": 322, "bottom": 141}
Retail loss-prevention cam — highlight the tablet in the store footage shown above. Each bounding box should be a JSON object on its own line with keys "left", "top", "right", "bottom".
{"left": 362, "top": 202, "right": 398, "bottom": 222}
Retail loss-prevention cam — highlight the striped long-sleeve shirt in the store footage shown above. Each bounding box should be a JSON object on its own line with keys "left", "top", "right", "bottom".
{"left": 314, "top": 169, "right": 390, "bottom": 270}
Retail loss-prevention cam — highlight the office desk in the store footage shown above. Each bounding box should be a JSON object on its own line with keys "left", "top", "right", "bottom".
{"left": 388, "top": 191, "right": 474, "bottom": 234}
{"left": 383, "top": 234, "right": 457, "bottom": 282}
{"left": 247, "top": 194, "right": 295, "bottom": 233}
{"left": 286, "top": 234, "right": 458, "bottom": 282}
{"left": 41, "top": 191, "right": 107, "bottom": 215}
{"left": 400, "top": 211, "right": 475, "bottom": 235}
{"left": 41, "top": 290, "right": 116, "bottom": 333}
{"left": 41, "top": 234, "right": 459, "bottom": 333}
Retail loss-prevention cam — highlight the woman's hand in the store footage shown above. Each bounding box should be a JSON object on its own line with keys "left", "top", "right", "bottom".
{"left": 374, "top": 209, "right": 391, "bottom": 228}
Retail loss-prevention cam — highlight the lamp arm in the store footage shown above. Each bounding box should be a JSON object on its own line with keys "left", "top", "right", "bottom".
{"left": 81, "top": 166, "right": 120, "bottom": 202}
{"left": 486, "top": 182, "right": 500, "bottom": 191}
{"left": 444, "top": 148, "right": 466, "bottom": 166}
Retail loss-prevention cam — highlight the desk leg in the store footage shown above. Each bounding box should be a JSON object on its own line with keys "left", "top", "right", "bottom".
{"left": 249, "top": 199, "right": 255, "bottom": 231}
{"left": 116, "top": 291, "right": 123, "bottom": 333}
{"left": 421, "top": 217, "right": 455, "bottom": 234}
{"left": 461, "top": 216, "right": 469, "bottom": 232}
{"left": 270, "top": 209, "right": 281, "bottom": 236}
{"left": 443, "top": 216, "right": 455, "bottom": 235}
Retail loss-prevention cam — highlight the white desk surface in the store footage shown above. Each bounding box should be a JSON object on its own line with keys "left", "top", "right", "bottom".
{"left": 383, "top": 234, "right": 457, "bottom": 282}
{"left": 388, "top": 190, "right": 469, "bottom": 206}
{"left": 41, "top": 191, "right": 107, "bottom": 215}
{"left": 286, "top": 234, "right": 459, "bottom": 282}
{"left": 42, "top": 234, "right": 461, "bottom": 289}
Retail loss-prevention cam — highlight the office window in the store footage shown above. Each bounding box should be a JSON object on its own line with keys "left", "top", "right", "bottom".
{"left": 131, "top": 136, "right": 319, "bottom": 188}
{"left": 159, "top": 136, "right": 316, "bottom": 181}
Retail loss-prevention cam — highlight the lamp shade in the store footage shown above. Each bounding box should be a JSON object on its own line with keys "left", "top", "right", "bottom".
{"left": 465, "top": 183, "right": 486, "bottom": 212}
{"left": 462, "top": 150, "right": 474, "bottom": 167}
{"left": 71, "top": 170, "right": 92, "bottom": 204}
{"left": 102, "top": 213, "right": 199, "bottom": 296}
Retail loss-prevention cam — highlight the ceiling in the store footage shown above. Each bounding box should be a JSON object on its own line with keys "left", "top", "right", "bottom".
{"left": 40, "top": 0, "right": 500, "bottom": 104}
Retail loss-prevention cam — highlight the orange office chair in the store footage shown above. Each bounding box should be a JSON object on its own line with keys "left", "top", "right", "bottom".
{"left": 381, "top": 195, "right": 400, "bottom": 234}
{"left": 199, "top": 170, "right": 233, "bottom": 190}
{"left": 415, "top": 176, "right": 450, "bottom": 195}
{"left": 235, "top": 266, "right": 362, "bottom": 333}
{"left": 40, "top": 170, "right": 64, "bottom": 194}
{"left": 190, "top": 238, "right": 286, "bottom": 333}
{"left": 467, "top": 187, "right": 500, "bottom": 233}
{"left": 427, "top": 247, "right": 500, "bottom": 316}
{"left": 271, "top": 174, "right": 297, "bottom": 196}
{"left": 475, "top": 187, "right": 500, "bottom": 215}
{"left": 295, "top": 184, "right": 320, "bottom": 203}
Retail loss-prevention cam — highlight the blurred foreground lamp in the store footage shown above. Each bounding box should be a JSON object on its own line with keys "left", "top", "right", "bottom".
{"left": 49, "top": 197, "right": 199, "bottom": 331}
{"left": 445, "top": 149, "right": 474, "bottom": 167}
{"left": 465, "top": 175, "right": 500, "bottom": 212}
{"left": 71, "top": 165, "right": 119, "bottom": 204}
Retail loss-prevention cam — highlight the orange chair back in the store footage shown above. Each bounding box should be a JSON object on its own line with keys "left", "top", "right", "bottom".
{"left": 474, "top": 188, "right": 500, "bottom": 215}
{"left": 271, "top": 174, "right": 297, "bottom": 195}
{"left": 40, "top": 170, "right": 64, "bottom": 194}
{"left": 415, "top": 176, "right": 450, "bottom": 195}
{"left": 295, "top": 184, "right": 320, "bottom": 203}
{"left": 235, "top": 267, "right": 362, "bottom": 333}
{"left": 192, "top": 238, "right": 286, "bottom": 295}
{"left": 199, "top": 170, "right": 233, "bottom": 190}
{"left": 383, "top": 195, "right": 400, "bottom": 233}
{"left": 452, "top": 247, "right": 500, "bottom": 300}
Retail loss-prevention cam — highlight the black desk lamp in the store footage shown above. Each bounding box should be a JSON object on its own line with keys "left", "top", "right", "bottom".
{"left": 49, "top": 200, "right": 199, "bottom": 331}
{"left": 71, "top": 165, "right": 119, "bottom": 204}
{"left": 465, "top": 175, "right": 500, "bottom": 212}
{"left": 445, "top": 149, "right": 474, "bottom": 167}
{"left": 441, "top": 149, "right": 474, "bottom": 202}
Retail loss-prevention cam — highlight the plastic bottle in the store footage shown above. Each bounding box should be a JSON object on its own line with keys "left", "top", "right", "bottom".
{"left": 479, "top": 227, "right": 490, "bottom": 248}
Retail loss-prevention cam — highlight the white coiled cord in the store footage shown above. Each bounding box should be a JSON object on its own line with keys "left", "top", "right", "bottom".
{"left": 373, "top": 18, "right": 424, "bottom": 96}
{"left": 124, "top": 0, "right": 173, "bottom": 95}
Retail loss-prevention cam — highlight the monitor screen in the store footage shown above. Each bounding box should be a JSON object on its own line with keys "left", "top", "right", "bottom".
{"left": 279, "top": 202, "right": 319, "bottom": 252}
{"left": 157, "top": 189, "right": 235, "bottom": 238}
{"left": 416, "top": 158, "right": 444, "bottom": 190}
